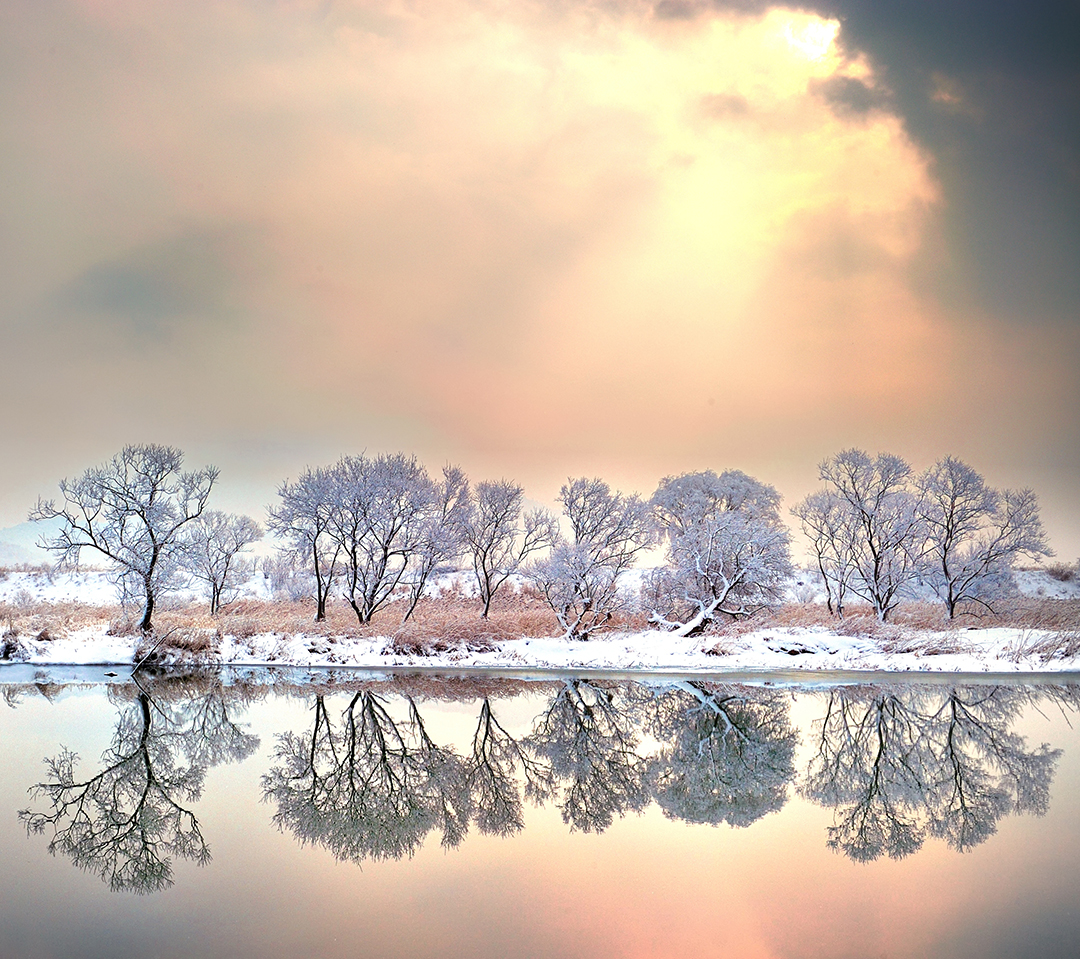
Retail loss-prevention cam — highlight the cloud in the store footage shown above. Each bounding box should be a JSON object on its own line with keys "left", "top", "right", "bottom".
{"left": 809, "top": 75, "right": 890, "bottom": 117}
{"left": 0, "top": 0, "right": 1076, "bottom": 555}
{"left": 807, "top": 0, "right": 1080, "bottom": 324}
{"left": 51, "top": 229, "right": 239, "bottom": 340}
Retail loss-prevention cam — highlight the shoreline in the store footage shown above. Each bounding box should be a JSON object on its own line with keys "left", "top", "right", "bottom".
{"left": 4, "top": 622, "right": 1079, "bottom": 676}
{"left": 3, "top": 661, "right": 1080, "bottom": 689}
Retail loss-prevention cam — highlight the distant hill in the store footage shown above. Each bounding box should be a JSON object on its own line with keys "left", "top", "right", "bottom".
{"left": 0, "top": 518, "right": 61, "bottom": 565}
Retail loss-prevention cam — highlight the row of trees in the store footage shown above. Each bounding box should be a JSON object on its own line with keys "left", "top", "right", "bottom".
{"left": 229, "top": 456, "right": 792, "bottom": 638}
{"left": 30, "top": 444, "right": 1051, "bottom": 634}
{"left": 794, "top": 450, "right": 1050, "bottom": 621}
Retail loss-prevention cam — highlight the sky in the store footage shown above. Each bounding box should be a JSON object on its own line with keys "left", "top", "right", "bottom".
{"left": 1, "top": 0, "right": 1078, "bottom": 560}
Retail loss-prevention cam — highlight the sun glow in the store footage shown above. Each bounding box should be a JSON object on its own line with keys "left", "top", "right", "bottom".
{"left": 781, "top": 16, "right": 840, "bottom": 60}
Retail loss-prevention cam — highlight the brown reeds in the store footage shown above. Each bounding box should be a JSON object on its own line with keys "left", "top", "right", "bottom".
{"left": 3, "top": 569, "right": 1077, "bottom": 663}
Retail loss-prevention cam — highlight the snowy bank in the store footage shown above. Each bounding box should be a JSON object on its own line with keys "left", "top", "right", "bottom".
{"left": 3, "top": 622, "right": 1078, "bottom": 675}
{"left": 2, "top": 565, "right": 1077, "bottom": 675}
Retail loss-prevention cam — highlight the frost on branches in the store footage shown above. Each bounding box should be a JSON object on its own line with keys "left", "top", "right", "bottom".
{"left": 529, "top": 478, "right": 652, "bottom": 641}
{"left": 645, "top": 470, "right": 792, "bottom": 637}
{"left": 795, "top": 450, "right": 1052, "bottom": 622}
{"left": 30, "top": 444, "right": 217, "bottom": 632}
{"left": 916, "top": 457, "right": 1050, "bottom": 618}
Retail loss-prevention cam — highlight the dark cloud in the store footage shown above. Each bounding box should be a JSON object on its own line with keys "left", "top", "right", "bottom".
{"left": 700, "top": 92, "right": 750, "bottom": 118}
{"left": 653, "top": 0, "right": 703, "bottom": 19}
{"left": 809, "top": 76, "right": 890, "bottom": 118}
{"left": 50, "top": 229, "right": 243, "bottom": 340}
{"left": 814, "top": 0, "right": 1080, "bottom": 324}
{"left": 657, "top": 0, "right": 1080, "bottom": 323}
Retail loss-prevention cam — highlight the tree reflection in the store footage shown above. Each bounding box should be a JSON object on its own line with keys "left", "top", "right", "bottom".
{"left": 801, "top": 685, "right": 1066, "bottom": 862}
{"left": 262, "top": 691, "right": 470, "bottom": 864}
{"left": 466, "top": 697, "right": 551, "bottom": 837}
{"left": 20, "top": 682, "right": 258, "bottom": 893}
{"left": 527, "top": 680, "right": 648, "bottom": 832}
{"left": 646, "top": 682, "right": 797, "bottom": 827}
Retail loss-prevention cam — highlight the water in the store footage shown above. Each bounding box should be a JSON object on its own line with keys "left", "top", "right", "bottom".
{"left": 2, "top": 669, "right": 1079, "bottom": 958}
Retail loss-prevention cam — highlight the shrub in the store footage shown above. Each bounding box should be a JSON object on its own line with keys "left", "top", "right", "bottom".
{"left": 1046, "top": 562, "right": 1077, "bottom": 583}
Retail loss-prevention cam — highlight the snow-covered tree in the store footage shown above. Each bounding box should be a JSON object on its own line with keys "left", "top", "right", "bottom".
{"left": 791, "top": 489, "right": 859, "bottom": 617}
{"left": 30, "top": 444, "right": 217, "bottom": 632}
{"left": 646, "top": 470, "right": 792, "bottom": 636}
{"left": 529, "top": 478, "right": 652, "bottom": 640}
{"left": 464, "top": 480, "right": 558, "bottom": 618}
{"left": 267, "top": 466, "right": 342, "bottom": 621}
{"left": 329, "top": 453, "right": 466, "bottom": 625}
{"left": 182, "top": 511, "right": 263, "bottom": 615}
{"left": 808, "top": 449, "right": 924, "bottom": 622}
{"left": 400, "top": 465, "right": 471, "bottom": 622}
{"left": 915, "top": 457, "right": 1051, "bottom": 618}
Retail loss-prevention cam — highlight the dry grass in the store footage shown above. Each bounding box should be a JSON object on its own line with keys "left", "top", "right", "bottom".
{"left": 1003, "top": 628, "right": 1080, "bottom": 664}
{"left": 706, "top": 601, "right": 955, "bottom": 640}
{"left": 0, "top": 599, "right": 120, "bottom": 646}
{"left": 133, "top": 626, "right": 222, "bottom": 667}
{"left": 204, "top": 585, "right": 647, "bottom": 650}
{"left": 974, "top": 597, "right": 1080, "bottom": 630}
{"left": 3, "top": 571, "right": 1078, "bottom": 665}
{"left": 708, "top": 598, "right": 1080, "bottom": 638}
{"left": 703, "top": 640, "right": 739, "bottom": 657}
{"left": 874, "top": 631, "right": 978, "bottom": 656}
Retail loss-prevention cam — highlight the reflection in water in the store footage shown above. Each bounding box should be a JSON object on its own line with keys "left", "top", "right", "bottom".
{"left": 16, "top": 674, "right": 1080, "bottom": 893}
{"left": 801, "top": 685, "right": 1071, "bottom": 862}
{"left": 527, "top": 681, "right": 648, "bottom": 832}
{"left": 263, "top": 692, "right": 471, "bottom": 863}
{"left": 18, "top": 677, "right": 259, "bottom": 893}
{"left": 647, "top": 682, "right": 797, "bottom": 827}
{"left": 467, "top": 697, "right": 551, "bottom": 837}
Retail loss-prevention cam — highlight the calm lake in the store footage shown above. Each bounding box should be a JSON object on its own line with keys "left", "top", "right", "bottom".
{"left": 2, "top": 668, "right": 1079, "bottom": 959}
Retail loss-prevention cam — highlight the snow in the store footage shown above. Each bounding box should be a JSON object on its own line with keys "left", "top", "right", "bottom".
{"left": 2, "top": 566, "right": 1077, "bottom": 676}
{"left": 0, "top": 566, "right": 273, "bottom": 606}
{"left": 1, "top": 621, "right": 1076, "bottom": 676}
{"left": 0, "top": 567, "right": 119, "bottom": 606}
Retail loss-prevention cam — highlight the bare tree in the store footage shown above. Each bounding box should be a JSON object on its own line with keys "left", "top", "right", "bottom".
{"left": 30, "top": 444, "right": 217, "bottom": 632}
{"left": 791, "top": 490, "right": 858, "bottom": 617}
{"left": 646, "top": 470, "right": 792, "bottom": 636}
{"left": 400, "top": 465, "right": 471, "bottom": 623}
{"left": 329, "top": 453, "right": 441, "bottom": 625}
{"left": 812, "top": 449, "right": 924, "bottom": 622}
{"left": 464, "top": 480, "right": 558, "bottom": 618}
{"left": 268, "top": 467, "right": 342, "bottom": 621}
{"left": 915, "top": 457, "right": 1051, "bottom": 618}
{"left": 182, "top": 511, "right": 263, "bottom": 615}
{"left": 529, "top": 478, "right": 653, "bottom": 640}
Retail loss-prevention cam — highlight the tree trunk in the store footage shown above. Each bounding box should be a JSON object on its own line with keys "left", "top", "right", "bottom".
{"left": 140, "top": 588, "right": 155, "bottom": 632}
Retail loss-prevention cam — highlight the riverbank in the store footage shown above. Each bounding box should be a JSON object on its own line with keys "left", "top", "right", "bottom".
{"left": 3, "top": 565, "right": 1078, "bottom": 675}
{"left": 3, "top": 620, "right": 1078, "bottom": 674}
